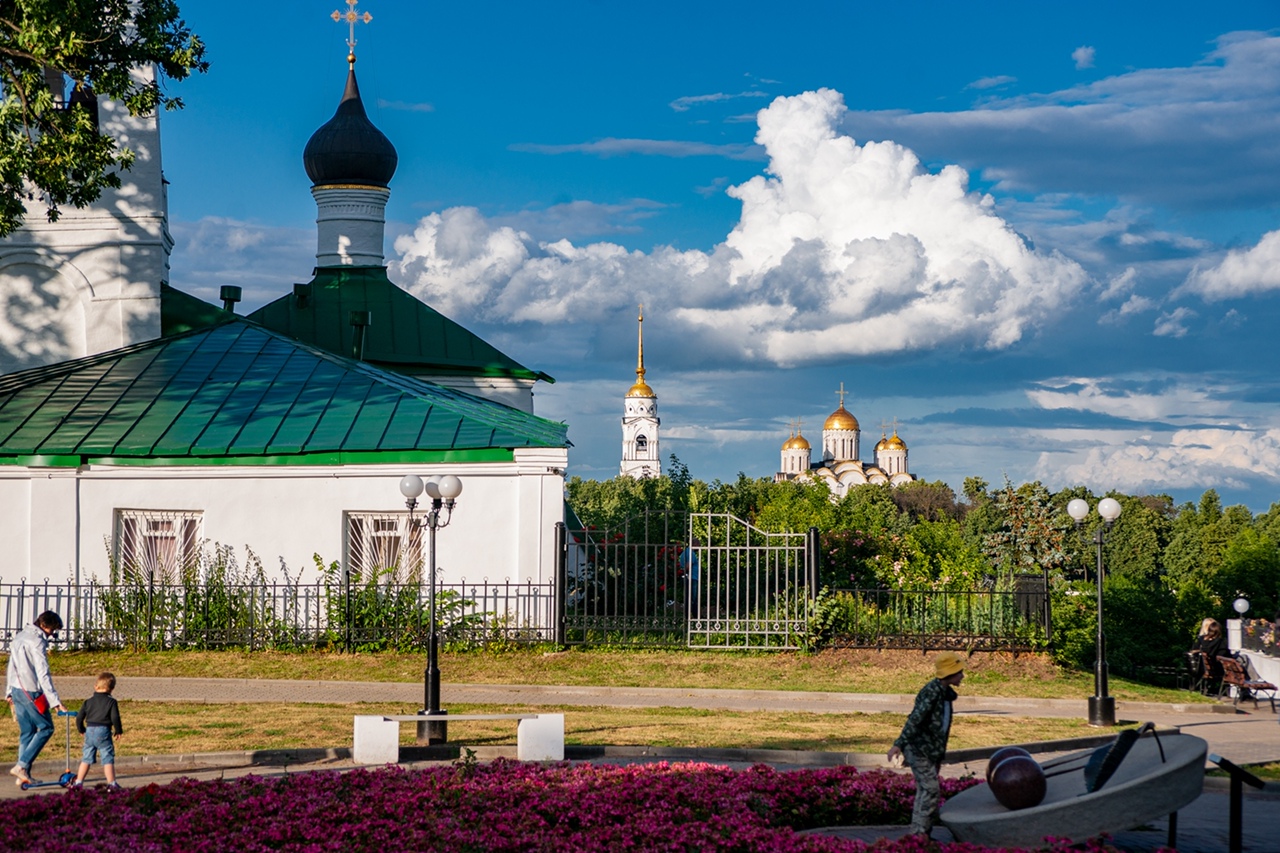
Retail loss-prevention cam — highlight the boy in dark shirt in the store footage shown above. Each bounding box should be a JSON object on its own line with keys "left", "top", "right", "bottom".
{"left": 887, "top": 651, "right": 966, "bottom": 837}
{"left": 72, "top": 672, "right": 124, "bottom": 788}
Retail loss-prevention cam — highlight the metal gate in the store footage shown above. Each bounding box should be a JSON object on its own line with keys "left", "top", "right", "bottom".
{"left": 687, "top": 513, "right": 816, "bottom": 650}
{"left": 557, "top": 511, "right": 816, "bottom": 649}
{"left": 560, "top": 510, "right": 689, "bottom": 646}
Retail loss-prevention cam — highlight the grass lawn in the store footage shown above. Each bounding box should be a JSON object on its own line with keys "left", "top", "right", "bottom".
{"left": 0, "top": 648, "right": 1216, "bottom": 764}
{"left": 39, "top": 647, "right": 1213, "bottom": 704}
{"left": 0, "top": 698, "right": 1105, "bottom": 763}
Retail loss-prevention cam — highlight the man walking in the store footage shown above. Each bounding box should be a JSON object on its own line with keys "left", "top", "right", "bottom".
{"left": 6, "top": 611, "right": 68, "bottom": 785}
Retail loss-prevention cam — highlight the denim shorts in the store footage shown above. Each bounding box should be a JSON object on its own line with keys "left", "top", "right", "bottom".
{"left": 81, "top": 726, "right": 115, "bottom": 765}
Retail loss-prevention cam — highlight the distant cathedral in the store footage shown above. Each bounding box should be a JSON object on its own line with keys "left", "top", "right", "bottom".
{"left": 620, "top": 308, "right": 660, "bottom": 479}
{"left": 775, "top": 384, "right": 915, "bottom": 496}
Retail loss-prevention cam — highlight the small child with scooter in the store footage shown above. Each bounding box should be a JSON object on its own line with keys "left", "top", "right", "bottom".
{"left": 71, "top": 672, "right": 124, "bottom": 789}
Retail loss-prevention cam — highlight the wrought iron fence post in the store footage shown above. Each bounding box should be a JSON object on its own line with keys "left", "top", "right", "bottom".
{"left": 554, "top": 522, "right": 567, "bottom": 647}
{"left": 806, "top": 527, "right": 819, "bottom": 598}
{"left": 1043, "top": 564, "right": 1053, "bottom": 645}
{"left": 147, "top": 570, "right": 154, "bottom": 650}
{"left": 344, "top": 564, "right": 352, "bottom": 653}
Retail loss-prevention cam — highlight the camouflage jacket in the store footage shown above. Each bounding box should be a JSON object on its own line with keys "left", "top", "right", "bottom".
{"left": 893, "top": 678, "right": 957, "bottom": 765}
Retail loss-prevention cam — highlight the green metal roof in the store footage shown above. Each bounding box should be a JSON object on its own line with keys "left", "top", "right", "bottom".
{"left": 246, "top": 266, "right": 553, "bottom": 383}
{"left": 160, "top": 282, "right": 232, "bottom": 337}
{"left": 0, "top": 318, "right": 569, "bottom": 466}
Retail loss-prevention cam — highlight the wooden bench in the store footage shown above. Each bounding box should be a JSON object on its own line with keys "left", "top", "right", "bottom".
{"left": 353, "top": 713, "right": 564, "bottom": 764}
{"left": 1217, "top": 655, "right": 1277, "bottom": 711}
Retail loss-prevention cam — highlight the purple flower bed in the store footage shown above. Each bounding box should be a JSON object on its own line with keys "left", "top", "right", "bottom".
{"left": 0, "top": 761, "right": 1140, "bottom": 852}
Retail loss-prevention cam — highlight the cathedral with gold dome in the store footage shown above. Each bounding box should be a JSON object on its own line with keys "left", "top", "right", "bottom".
{"left": 620, "top": 308, "right": 661, "bottom": 478}
{"left": 775, "top": 384, "right": 914, "bottom": 495}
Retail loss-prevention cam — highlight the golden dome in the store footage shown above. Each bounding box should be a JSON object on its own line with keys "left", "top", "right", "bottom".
{"left": 823, "top": 404, "right": 859, "bottom": 431}
{"left": 875, "top": 434, "right": 890, "bottom": 452}
{"left": 626, "top": 379, "right": 655, "bottom": 398}
{"left": 885, "top": 432, "right": 907, "bottom": 450}
{"left": 782, "top": 433, "right": 811, "bottom": 451}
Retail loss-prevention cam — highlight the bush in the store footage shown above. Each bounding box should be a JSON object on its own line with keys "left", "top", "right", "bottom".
{"left": 1050, "top": 576, "right": 1184, "bottom": 676}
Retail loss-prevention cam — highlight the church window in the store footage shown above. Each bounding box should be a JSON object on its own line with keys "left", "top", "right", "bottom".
{"left": 113, "top": 509, "right": 202, "bottom": 583}
{"left": 635, "top": 435, "right": 648, "bottom": 451}
{"left": 345, "top": 511, "right": 424, "bottom": 584}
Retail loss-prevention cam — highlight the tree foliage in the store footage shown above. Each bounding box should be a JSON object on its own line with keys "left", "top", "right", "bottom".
{"left": 564, "top": 465, "right": 1280, "bottom": 668}
{"left": 0, "top": 0, "right": 207, "bottom": 235}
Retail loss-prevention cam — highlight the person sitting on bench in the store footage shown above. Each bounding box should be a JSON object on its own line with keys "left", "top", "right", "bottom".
{"left": 1191, "top": 618, "right": 1229, "bottom": 689}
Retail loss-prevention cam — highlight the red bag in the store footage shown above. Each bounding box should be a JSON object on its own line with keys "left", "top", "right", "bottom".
{"left": 28, "top": 691, "right": 49, "bottom": 715}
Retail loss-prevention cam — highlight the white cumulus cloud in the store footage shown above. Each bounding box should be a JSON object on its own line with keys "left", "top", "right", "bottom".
{"left": 1072, "top": 46, "right": 1096, "bottom": 70}
{"left": 1037, "top": 427, "right": 1280, "bottom": 493}
{"left": 392, "top": 88, "right": 1088, "bottom": 368}
{"left": 1182, "top": 229, "right": 1280, "bottom": 300}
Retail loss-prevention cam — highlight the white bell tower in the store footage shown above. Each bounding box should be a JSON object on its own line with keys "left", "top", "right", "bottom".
{"left": 620, "top": 306, "right": 661, "bottom": 479}
{"left": 0, "top": 66, "right": 170, "bottom": 375}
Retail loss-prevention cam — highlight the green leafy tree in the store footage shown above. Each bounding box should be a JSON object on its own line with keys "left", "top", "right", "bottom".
{"left": 1254, "top": 501, "right": 1280, "bottom": 548}
{"left": 688, "top": 472, "right": 775, "bottom": 521}
{"left": 566, "top": 471, "right": 688, "bottom": 531}
{"left": 1213, "top": 527, "right": 1280, "bottom": 622}
{"left": 1099, "top": 494, "right": 1173, "bottom": 582}
{"left": 754, "top": 478, "right": 834, "bottom": 532}
{"left": 890, "top": 479, "right": 962, "bottom": 522}
{"left": 982, "top": 480, "right": 1069, "bottom": 584}
{"left": 832, "top": 483, "right": 904, "bottom": 537}
{"left": 960, "top": 476, "right": 1003, "bottom": 555}
{"left": 0, "top": 0, "right": 207, "bottom": 235}
{"left": 873, "top": 517, "right": 989, "bottom": 590}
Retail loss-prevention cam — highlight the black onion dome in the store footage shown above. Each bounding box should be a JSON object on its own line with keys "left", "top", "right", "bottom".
{"left": 303, "top": 68, "right": 398, "bottom": 188}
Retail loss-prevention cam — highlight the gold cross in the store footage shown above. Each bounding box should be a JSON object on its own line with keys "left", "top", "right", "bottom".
{"left": 835, "top": 382, "right": 847, "bottom": 408}
{"left": 332, "top": 0, "right": 373, "bottom": 60}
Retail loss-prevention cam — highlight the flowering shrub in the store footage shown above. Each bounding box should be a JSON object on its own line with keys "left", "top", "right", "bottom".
{"left": 1241, "top": 618, "right": 1277, "bottom": 656}
{"left": 0, "top": 761, "right": 1134, "bottom": 853}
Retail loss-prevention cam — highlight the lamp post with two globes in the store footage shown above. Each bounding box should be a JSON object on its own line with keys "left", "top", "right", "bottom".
{"left": 1067, "top": 496, "right": 1123, "bottom": 727}
{"left": 399, "top": 473, "right": 463, "bottom": 744}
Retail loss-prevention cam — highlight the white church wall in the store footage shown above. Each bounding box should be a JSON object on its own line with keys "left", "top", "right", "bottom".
{"left": 0, "top": 454, "right": 567, "bottom": 587}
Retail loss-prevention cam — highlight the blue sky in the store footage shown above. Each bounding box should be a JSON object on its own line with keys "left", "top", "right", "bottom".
{"left": 159, "top": 1, "right": 1280, "bottom": 510}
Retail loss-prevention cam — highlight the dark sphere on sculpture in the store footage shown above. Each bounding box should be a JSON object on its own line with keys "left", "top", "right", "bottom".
{"left": 989, "top": 755, "right": 1047, "bottom": 810}
{"left": 986, "top": 747, "right": 1032, "bottom": 785}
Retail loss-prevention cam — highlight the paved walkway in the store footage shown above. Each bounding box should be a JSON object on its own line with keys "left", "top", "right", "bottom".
{"left": 6, "top": 677, "right": 1277, "bottom": 850}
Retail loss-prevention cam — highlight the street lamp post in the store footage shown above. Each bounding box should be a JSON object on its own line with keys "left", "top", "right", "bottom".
{"left": 1067, "top": 496, "right": 1122, "bottom": 727}
{"left": 399, "top": 473, "right": 464, "bottom": 744}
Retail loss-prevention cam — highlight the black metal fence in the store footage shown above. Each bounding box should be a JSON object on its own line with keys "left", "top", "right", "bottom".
{"left": 813, "top": 586, "right": 1050, "bottom": 652}
{"left": 561, "top": 511, "right": 692, "bottom": 647}
{"left": 557, "top": 513, "right": 1048, "bottom": 652}
{"left": 0, "top": 577, "right": 556, "bottom": 652}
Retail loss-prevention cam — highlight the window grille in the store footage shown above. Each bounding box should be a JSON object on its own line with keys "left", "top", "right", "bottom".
{"left": 113, "top": 509, "right": 203, "bottom": 583}
{"left": 345, "top": 512, "right": 424, "bottom": 583}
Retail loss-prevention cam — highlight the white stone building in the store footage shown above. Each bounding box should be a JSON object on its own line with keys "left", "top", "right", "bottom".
{"left": 775, "top": 385, "right": 915, "bottom": 496}
{"left": 0, "top": 54, "right": 569, "bottom": 589}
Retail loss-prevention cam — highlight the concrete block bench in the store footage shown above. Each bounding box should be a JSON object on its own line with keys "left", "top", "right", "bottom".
{"left": 353, "top": 713, "right": 564, "bottom": 764}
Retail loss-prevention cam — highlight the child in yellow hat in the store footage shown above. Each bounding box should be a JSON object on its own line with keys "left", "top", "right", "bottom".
{"left": 887, "top": 651, "right": 966, "bottom": 838}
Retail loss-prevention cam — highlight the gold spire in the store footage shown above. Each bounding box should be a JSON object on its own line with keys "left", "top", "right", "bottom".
{"left": 332, "top": 0, "right": 373, "bottom": 65}
{"left": 636, "top": 304, "right": 645, "bottom": 381}
{"left": 626, "top": 304, "right": 655, "bottom": 398}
